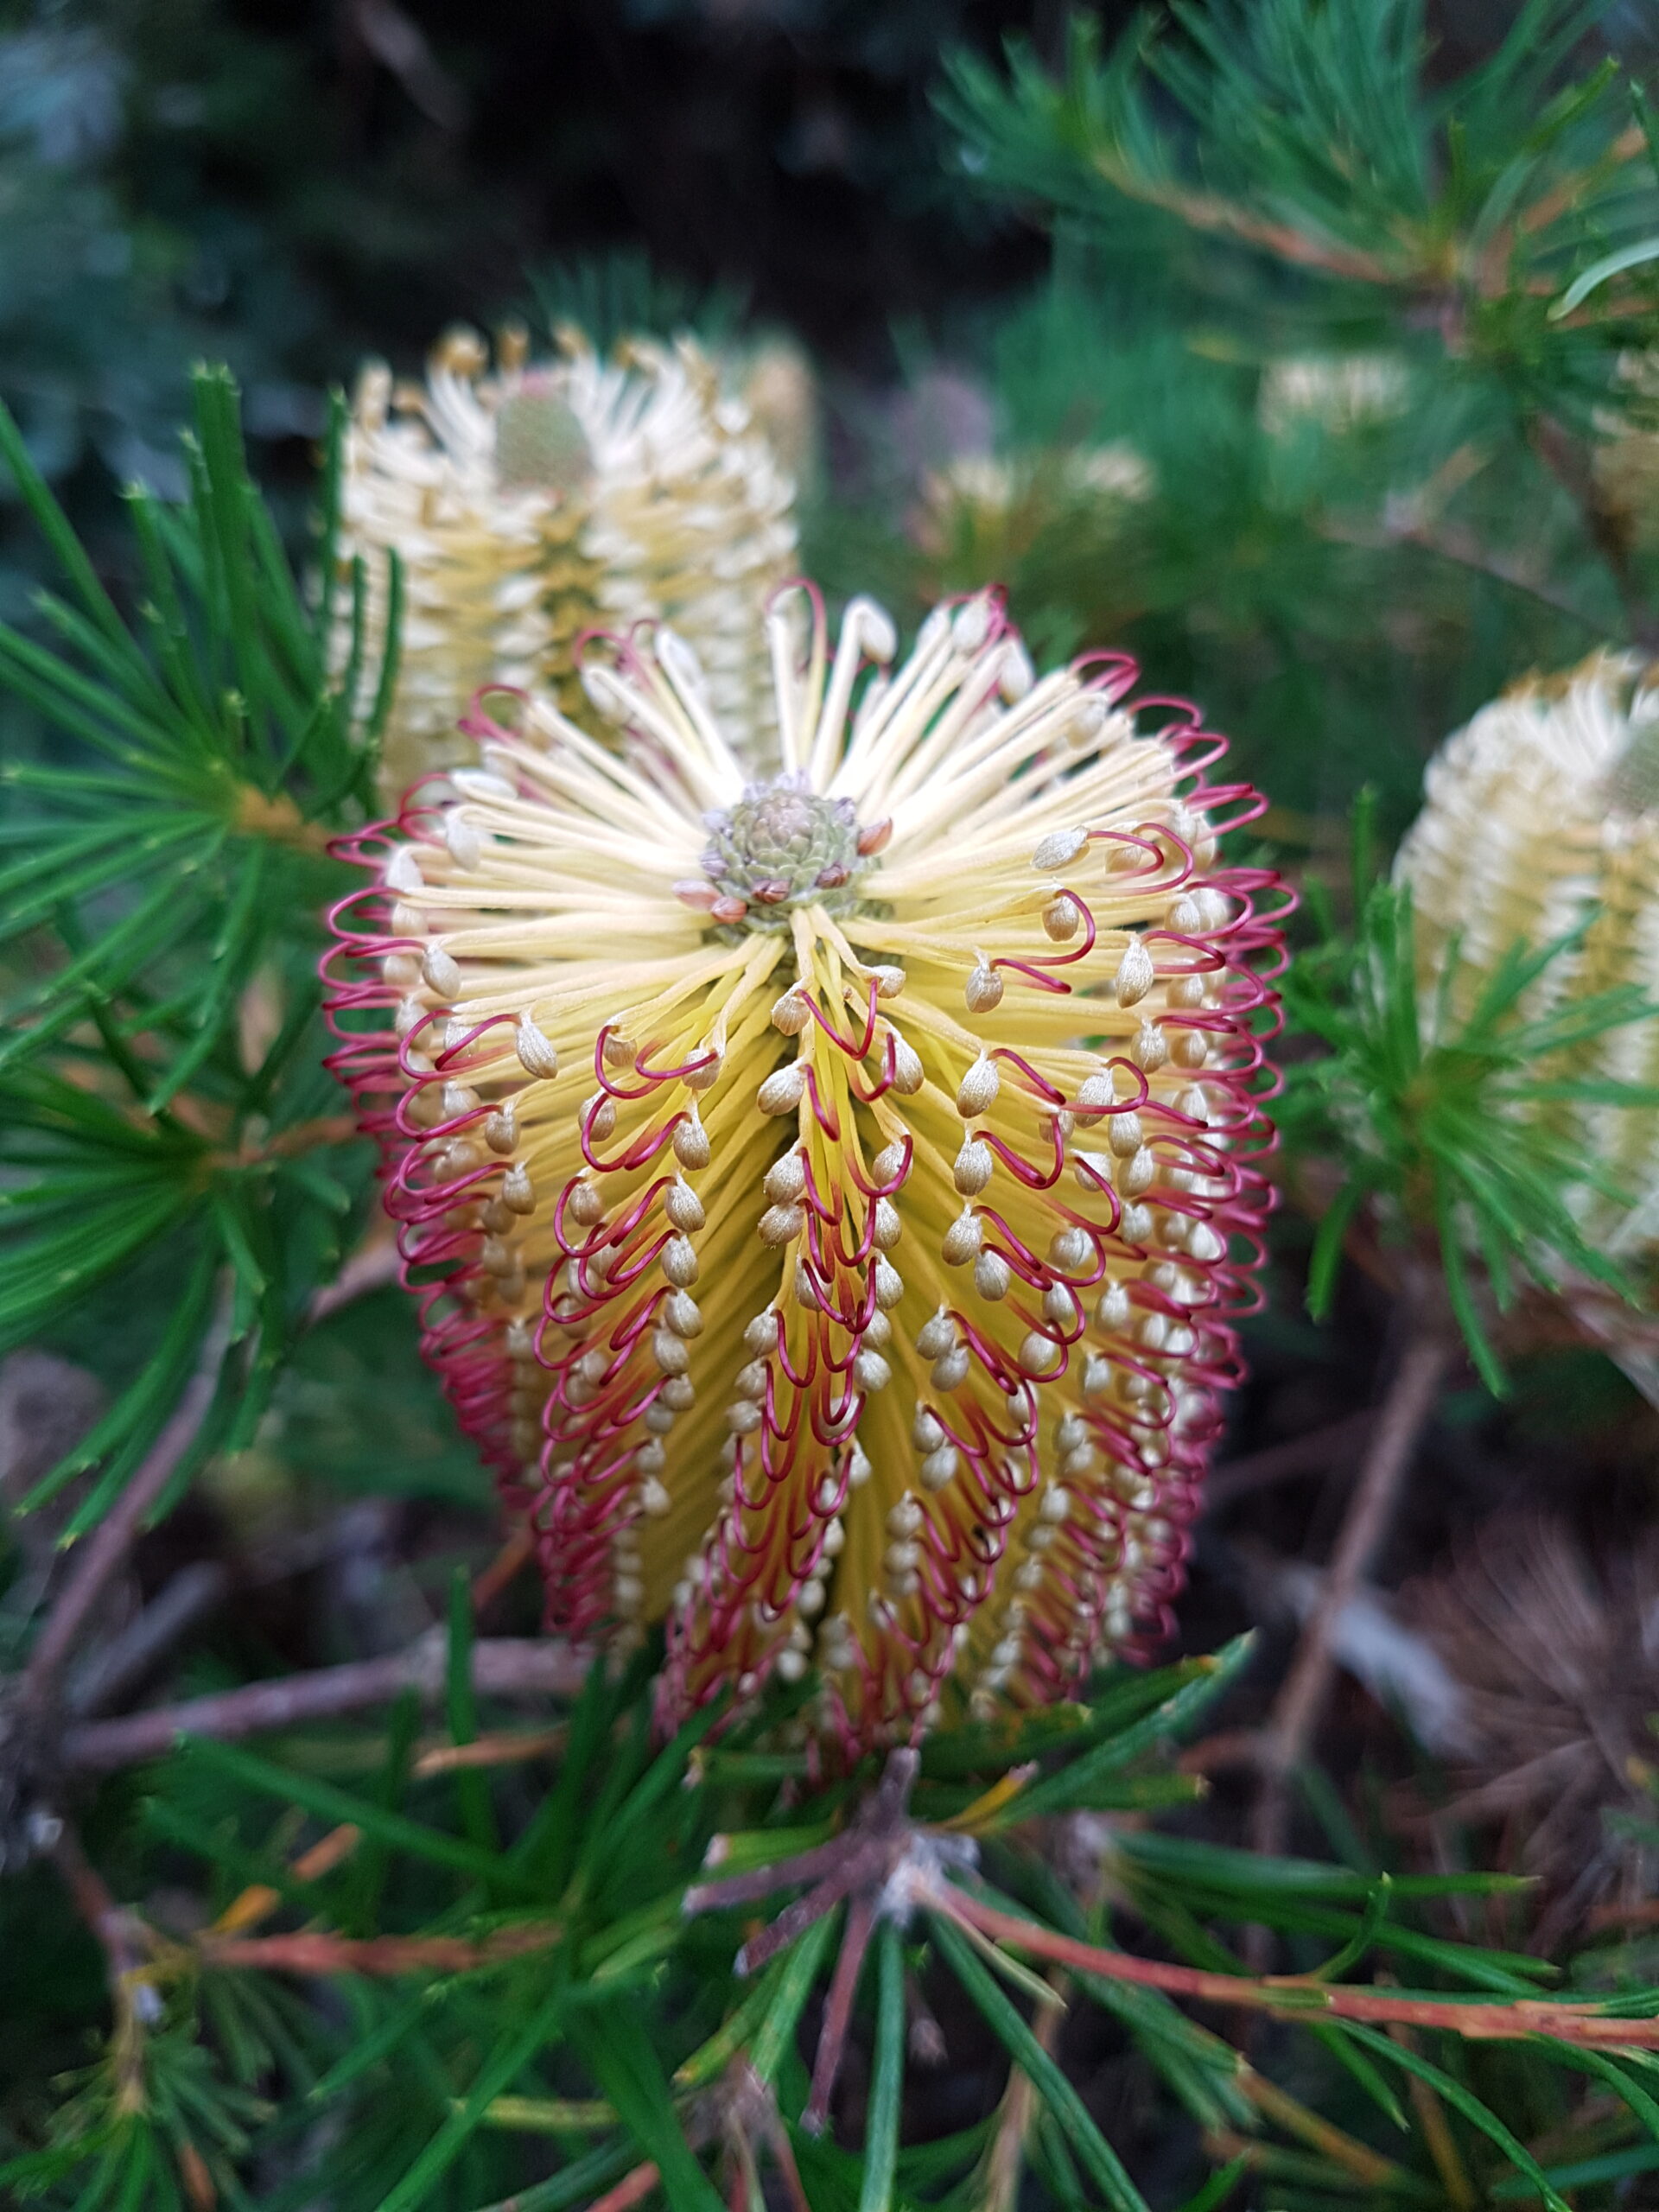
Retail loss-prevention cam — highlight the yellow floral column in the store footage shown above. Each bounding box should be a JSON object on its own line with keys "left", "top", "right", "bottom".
{"left": 327, "top": 588, "right": 1285, "bottom": 1750}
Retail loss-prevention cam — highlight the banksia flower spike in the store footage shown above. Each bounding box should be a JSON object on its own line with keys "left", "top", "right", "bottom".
{"left": 1395, "top": 653, "right": 1659, "bottom": 1250}
{"left": 338, "top": 325, "right": 798, "bottom": 804}
{"left": 325, "top": 588, "right": 1285, "bottom": 1750}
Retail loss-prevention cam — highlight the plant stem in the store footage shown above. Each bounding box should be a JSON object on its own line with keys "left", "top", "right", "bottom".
{"left": 1319, "top": 510, "right": 1604, "bottom": 630}
{"left": 587, "top": 2161, "right": 663, "bottom": 2212}
{"left": 928, "top": 1883, "right": 1659, "bottom": 2050}
{"left": 1250, "top": 1325, "right": 1451, "bottom": 1861}
{"left": 1528, "top": 414, "right": 1659, "bottom": 650}
{"left": 21, "top": 1322, "right": 226, "bottom": 1711}
{"left": 49, "top": 1823, "right": 160, "bottom": 2108}
{"left": 62, "top": 1636, "right": 589, "bottom": 1770}
{"left": 1205, "top": 1411, "right": 1377, "bottom": 1509}
{"left": 981, "top": 1968, "right": 1064, "bottom": 2212}
{"left": 200, "top": 1923, "right": 561, "bottom": 1975}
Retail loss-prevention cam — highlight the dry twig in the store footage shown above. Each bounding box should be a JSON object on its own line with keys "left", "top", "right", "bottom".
{"left": 62, "top": 1635, "right": 589, "bottom": 1771}
{"left": 1250, "top": 1322, "right": 1452, "bottom": 1860}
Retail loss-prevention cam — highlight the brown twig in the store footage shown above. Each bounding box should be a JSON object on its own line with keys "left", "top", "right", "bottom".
{"left": 925, "top": 1881, "right": 1659, "bottom": 2050}
{"left": 1093, "top": 160, "right": 1402, "bottom": 285}
{"left": 411, "top": 1726, "right": 565, "bottom": 1778}
{"left": 802, "top": 1891, "right": 876, "bottom": 2136}
{"left": 306, "top": 1231, "right": 404, "bottom": 1323}
{"left": 1394, "top": 2018, "right": 1478, "bottom": 2209}
{"left": 22, "top": 1322, "right": 227, "bottom": 1711}
{"left": 686, "top": 1747, "right": 953, "bottom": 2139}
{"left": 200, "top": 1923, "right": 560, "bottom": 1976}
{"left": 471, "top": 1522, "right": 534, "bottom": 1613}
{"left": 587, "top": 2163, "right": 663, "bottom": 2212}
{"left": 1250, "top": 1324, "right": 1452, "bottom": 1862}
{"left": 232, "top": 785, "right": 337, "bottom": 854}
{"left": 1205, "top": 1412, "right": 1378, "bottom": 1509}
{"left": 723, "top": 2060, "right": 813, "bottom": 2212}
{"left": 906, "top": 1967, "right": 947, "bottom": 2063}
{"left": 1238, "top": 2067, "right": 1403, "bottom": 2190}
{"left": 981, "top": 1968, "right": 1065, "bottom": 2212}
{"left": 67, "top": 1560, "right": 232, "bottom": 1718}
{"left": 62, "top": 1635, "right": 589, "bottom": 1771}
{"left": 1320, "top": 507, "right": 1605, "bottom": 630}
{"left": 1529, "top": 413, "right": 1659, "bottom": 650}
{"left": 49, "top": 1823, "right": 163, "bottom": 2111}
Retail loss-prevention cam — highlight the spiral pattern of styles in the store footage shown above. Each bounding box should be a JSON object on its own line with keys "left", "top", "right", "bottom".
{"left": 324, "top": 586, "right": 1286, "bottom": 1750}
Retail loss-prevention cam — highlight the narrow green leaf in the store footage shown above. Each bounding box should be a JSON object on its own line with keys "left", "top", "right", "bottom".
{"left": 1338, "top": 2021, "right": 1568, "bottom": 2212}
{"left": 177, "top": 1736, "right": 536, "bottom": 1895}
{"left": 1005, "top": 1634, "right": 1254, "bottom": 1823}
{"left": 1551, "top": 233, "right": 1659, "bottom": 316}
{"left": 0, "top": 397, "right": 142, "bottom": 656}
{"left": 750, "top": 1908, "right": 839, "bottom": 2088}
{"left": 1170, "top": 2156, "right": 1249, "bottom": 2212}
{"left": 570, "top": 2007, "right": 725, "bottom": 2212}
{"left": 858, "top": 1923, "right": 906, "bottom": 2212}
{"left": 930, "top": 1911, "right": 1149, "bottom": 2212}
{"left": 465, "top": 2136, "right": 637, "bottom": 2212}
{"left": 1306, "top": 2022, "right": 1408, "bottom": 2132}
{"left": 1309, "top": 1876, "right": 1393, "bottom": 1982}
{"left": 375, "top": 1978, "right": 569, "bottom": 2212}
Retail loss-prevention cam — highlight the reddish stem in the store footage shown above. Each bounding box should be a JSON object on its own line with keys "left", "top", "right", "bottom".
{"left": 929, "top": 1884, "right": 1659, "bottom": 2050}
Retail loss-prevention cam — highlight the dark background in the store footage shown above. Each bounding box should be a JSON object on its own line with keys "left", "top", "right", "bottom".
{"left": 0, "top": 0, "right": 1599, "bottom": 491}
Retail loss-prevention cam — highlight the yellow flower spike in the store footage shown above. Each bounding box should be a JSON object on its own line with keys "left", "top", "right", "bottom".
{"left": 336, "top": 327, "right": 798, "bottom": 804}
{"left": 327, "top": 588, "right": 1285, "bottom": 1754}
{"left": 1395, "top": 651, "right": 1659, "bottom": 1249}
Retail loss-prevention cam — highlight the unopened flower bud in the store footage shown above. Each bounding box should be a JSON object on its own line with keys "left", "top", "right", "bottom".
{"left": 942, "top": 1208, "right": 982, "bottom": 1265}
{"left": 422, "top": 944, "right": 462, "bottom": 1000}
{"left": 953, "top": 1138, "right": 993, "bottom": 1195}
{"left": 870, "top": 1141, "right": 909, "bottom": 1187}
{"left": 1114, "top": 938, "right": 1155, "bottom": 1007}
{"left": 1130, "top": 1020, "right": 1168, "bottom": 1072}
{"left": 515, "top": 1014, "right": 559, "bottom": 1080}
{"left": 760, "top": 1203, "right": 804, "bottom": 1246}
{"left": 956, "top": 1054, "right": 1001, "bottom": 1118}
{"left": 853, "top": 1349, "right": 892, "bottom": 1393}
{"left": 931, "top": 1345, "right": 972, "bottom": 1393}
{"left": 759, "top": 1063, "right": 807, "bottom": 1116}
{"left": 673, "top": 1113, "right": 710, "bottom": 1170}
{"left": 1033, "top": 826, "right": 1088, "bottom": 871}
{"left": 1042, "top": 893, "right": 1082, "bottom": 943}
{"left": 765, "top": 1152, "right": 807, "bottom": 1205}
{"left": 964, "top": 962, "right": 1003, "bottom": 1014}
{"left": 662, "top": 1236, "right": 700, "bottom": 1287}
{"left": 889, "top": 1036, "right": 924, "bottom": 1095}
{"left": 1120, "top": 1146, "right": 1157, "bottom": 1197}
{"left": 664, "top": 1178, "right": 705, "bottom": 1231}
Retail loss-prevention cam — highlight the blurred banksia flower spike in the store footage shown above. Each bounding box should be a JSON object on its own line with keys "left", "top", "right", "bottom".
{"left": 338, "top": 323, "right": 798, "bottom": 804}
{"left": 326, "top": 588, "right": 1285, "bottom": 1748}
{"left": 1395, "top": 653, "right": 1659, "bottom": 1251}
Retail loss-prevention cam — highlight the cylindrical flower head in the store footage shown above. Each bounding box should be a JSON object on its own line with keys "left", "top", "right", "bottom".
{"left": 326, "top": 588, "right": 1285, "bottom": 1750}
{"left": 1395, "top": 652, "right": 1659, "bottom": 1244}
{"left": 336, "top": 326, "right": 798, "bottom": 805}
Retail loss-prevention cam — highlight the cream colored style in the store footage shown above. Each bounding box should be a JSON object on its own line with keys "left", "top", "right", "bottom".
{"left": 1395, "top": 653, "right": 1659, "bottom": 1249}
